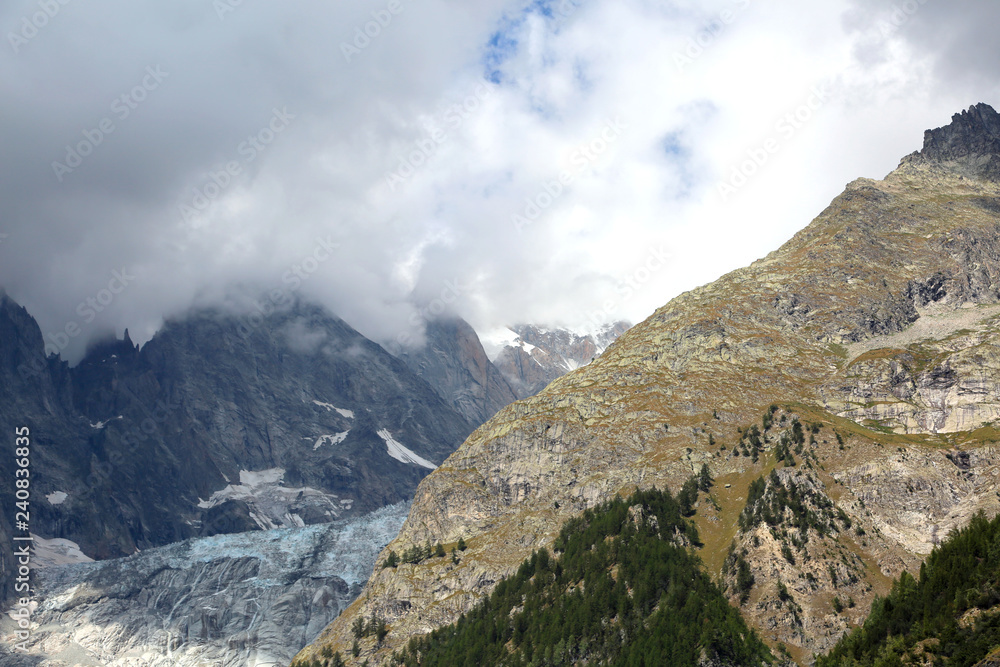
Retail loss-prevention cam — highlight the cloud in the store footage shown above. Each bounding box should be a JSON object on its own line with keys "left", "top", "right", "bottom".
{"left": 1, "top": 0, "right": 998, "bottom": 363}
{"left": 846, "top": 0, "right": 1000, "bottom": 91}
{"left": 282, "top": 318, "right": 328, "bottom": 355}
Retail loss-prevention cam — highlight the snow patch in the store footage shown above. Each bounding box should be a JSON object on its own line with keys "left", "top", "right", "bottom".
{"left": 314, "top": 431, "right": 350, "bottom": 450}
{"left": 46, "top": 491, "right": 68, "bottom": 506}
{"left": 313, "top": 400, "right": 355, "bottom": 419}
{"left": 239, "top": 468, "right": 285, "bottom": 487}
{"left": 29, "top": 535, "right": 94, "bottom": 569}
{"left": 479, "top": 326, "right": 521, "bottom": 361}
{"left": 197, "top": 468, "right": 286, "bottom": 508}
{"left": 376, "top": 429, "right": 437, "bottom": 470}
{"left": 249, "top": 511, "right": 278, "bottom": 531}
{"left": 89, "top": 415, "right": 123, "bottom": 429}
{"left": 196, "top": 468, "right": 346, "bottom": 528}
{"left": 479, "top": 327, "right": 541, "bottom": 361}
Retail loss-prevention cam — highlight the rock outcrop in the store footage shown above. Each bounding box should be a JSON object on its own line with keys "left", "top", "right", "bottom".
{"left": 396, "top": 317, "right": 518, "bottom": 425}
{"left": 913, "top": 103, "right": 1000, "bottom": 181}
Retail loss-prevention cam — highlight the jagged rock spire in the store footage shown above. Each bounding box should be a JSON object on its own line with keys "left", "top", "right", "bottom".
{"left": 922, "top": 104, "right": 1000, "bottom": 159}
{"left": 914, "top": 103, "right": 1000, "bottom": 180}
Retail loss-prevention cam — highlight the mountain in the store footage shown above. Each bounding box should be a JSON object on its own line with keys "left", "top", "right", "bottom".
{"left": 315, "top": 489, "right": 773, "bottom": 667}
{"left": 818, "top": 510, "right": 1000, "bottom": 666}
{"left": 0, "top": 503, "right": 408, "bottom": 666}
{"left": 483, "top": 322, "right": 631, "bottom": 398}
{"left": 0, "top": 296, "right": 475, "bottom": 605}
{"left": 395, "top": 317, "right": 518, "bottom": 426}
{"left": 0, "top": 294, "right": 102, "bottom": 603}
{"left": 296, "top": 104, "right": 1000, "bottom": 665}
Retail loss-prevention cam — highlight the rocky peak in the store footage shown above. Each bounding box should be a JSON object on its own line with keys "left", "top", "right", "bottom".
{"left": 487, "top": 321, "right": 631, "bottom": 398}
{"left": 394, "top": 316, "right": 518, "bottom": 426}
{"left": 911, "top": 103, "right": 1000, "bottom": 180}
{"left": 79, "top": 328, "right": 140, "bottom": 362}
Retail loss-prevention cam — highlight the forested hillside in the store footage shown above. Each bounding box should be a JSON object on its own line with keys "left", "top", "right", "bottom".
{"left": 819, "top": 511, "right": 1000, "bottom": 666}
{"left": 305, "top": 488, "right": 775, "bottom": 667}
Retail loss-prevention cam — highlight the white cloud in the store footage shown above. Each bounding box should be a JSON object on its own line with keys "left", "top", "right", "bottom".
{"left": 0, "top": 0, "right": 997, "bottom": 362}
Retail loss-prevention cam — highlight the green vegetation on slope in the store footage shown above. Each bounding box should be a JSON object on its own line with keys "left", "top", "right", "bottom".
{"left": 383, "top": 488, "right": 773, "bottom": 667}
{"left": 818, "top": 511, "right": 1000, "bottom": 666}
{"left": 739, "top": 469, "right": 841, "bottom": 538}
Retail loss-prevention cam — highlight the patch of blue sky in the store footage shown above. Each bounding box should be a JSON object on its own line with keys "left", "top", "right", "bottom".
{"left": 658, "top": 102, "right": 716, "bottom": 199}
{"left": 661, "top": 131, "right": 688, "bottom": 159}
{"left": 573, "top": 59, "right": 593, "bottom": 94}
{"left": 484, "top": 19, "right": 521, "bottom": 84}
{"left": 482, "top": 0, "right": 586, "bottom": 84}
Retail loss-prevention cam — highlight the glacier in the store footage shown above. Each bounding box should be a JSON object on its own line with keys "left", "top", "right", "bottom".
{"left": 0, "top": 503, "right": 409, "bottom": 666}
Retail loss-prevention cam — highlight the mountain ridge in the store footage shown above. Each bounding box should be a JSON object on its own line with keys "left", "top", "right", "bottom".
{"left": 486, "top": 321, "right": 631, "bottom": 398}
{"left": 297, "top": 104, "right": 1000, "bottom": 665}
{"left": 395, "top": 317, "right": 519, "bottom": 425}
{"left": 0, "top": 295, "right": 477, "bottom": 614}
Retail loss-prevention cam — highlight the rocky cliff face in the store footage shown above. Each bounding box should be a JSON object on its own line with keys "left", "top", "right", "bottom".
{"left": 712, "top": 412, "right": 1000, "bottom": 664}
{"left": 395, "top": 317, "right": 518, "bottom": 426}
{"left": 0, "top": 297, "right": 474, "bottom": 597}
{"left": 913, "top": 103, "right": 1000, "bottom": 181}
{"left": 487, "top": 322, "right": 630, "bottom": 398}
{"left": 0, "top": 503, "right": 408, "bottom": 667}
{"left": 297, "top": 105, "right": 1000, "bottom": 665}
{"left": 0, "top": 294, "right": 98, "bottom": 602}
{"left": 825, "top": 304, "right": 1000, "bottom": 434}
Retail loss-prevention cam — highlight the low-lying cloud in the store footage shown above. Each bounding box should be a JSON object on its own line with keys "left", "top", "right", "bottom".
{"left": 1, "top": 0, "right": 997, "bottom": 364}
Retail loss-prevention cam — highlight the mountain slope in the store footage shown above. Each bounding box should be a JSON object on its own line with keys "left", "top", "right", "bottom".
{"left": 329, "top": 489, "right": 772, "bottom": 667}
{"left": 396, "top": 317, "right": 518, "bottom": 425}
{"left": 818, "top": 510, "right": 1000, "bottom": 666}
{"left": 0, "top": 297, "right": 475, "bottom": 579}
{"left": 0, "top": 294, "right": 103, "bottom": 601}
{"left": 297, "top": 104, "right": 1000, "bottom": 665}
